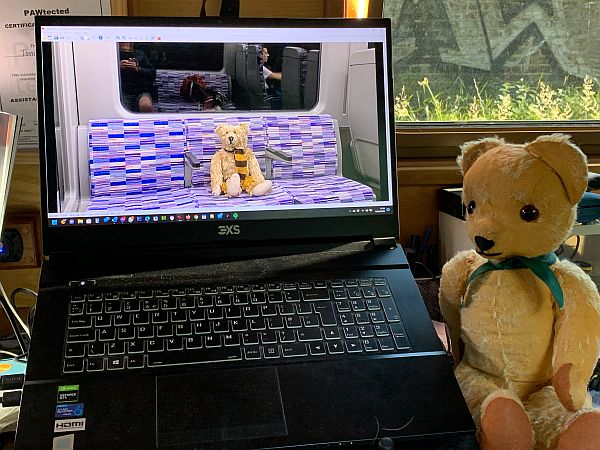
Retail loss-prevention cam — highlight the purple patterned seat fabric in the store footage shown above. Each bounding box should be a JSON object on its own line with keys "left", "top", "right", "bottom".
{"left": 88, "top": 118, "right": 194, "bottom": 212}
{"left": 264, "top": 114, "right": 375, "bottom": 203}
{"left": 155, "top": 70, "right": 230, "bottom": 113}
{"left": 184, "top": 116, "right": 294, "bottom": 206}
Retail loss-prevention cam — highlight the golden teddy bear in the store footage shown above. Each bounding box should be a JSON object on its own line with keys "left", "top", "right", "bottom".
{"left": 210, "top": 123, "right": 273, "bottom": 197}
{"left": 439, "top": 134, "right": 600, "bottom": 450}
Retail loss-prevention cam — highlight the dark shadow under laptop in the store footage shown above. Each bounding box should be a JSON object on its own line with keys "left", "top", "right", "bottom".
{"left": 16, "top": 16, "right": 477, "bottom": 449}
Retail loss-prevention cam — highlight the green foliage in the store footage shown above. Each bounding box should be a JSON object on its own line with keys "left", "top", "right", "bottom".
{"left": 394, "top": 76, "right": 600, "bottom": 122}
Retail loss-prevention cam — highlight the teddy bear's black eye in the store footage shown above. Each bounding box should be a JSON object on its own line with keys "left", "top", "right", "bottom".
{"left": 520, "top": 204, "right": 539, "bottom": 222}
{"left": 466, "top": 201, "right": 476, "bottom": 215}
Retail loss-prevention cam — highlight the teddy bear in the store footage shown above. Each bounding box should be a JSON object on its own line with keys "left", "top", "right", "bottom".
{"left": 210, "top": 123, "right": 273, "bottom": 197}
{"left": 439, "top": 134, "right": 600, "bottom": 450}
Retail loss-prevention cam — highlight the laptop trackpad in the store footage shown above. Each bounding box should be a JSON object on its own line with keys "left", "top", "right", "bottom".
{"left": 155, "top": 367, "right": 288, "bottom": 447}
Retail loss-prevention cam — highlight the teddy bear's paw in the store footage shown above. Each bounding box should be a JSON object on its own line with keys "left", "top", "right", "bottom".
{"left": 480, "top": 396, "right": 533, "bottom": 450}
{"left": 554, "top": 410, "right": 600, "bottom": 450}
{"left": 211, "top": 188, "right": 221, "bottom": 197}
{"left": 251, "top": 180, "right": 273, "bottom": 196}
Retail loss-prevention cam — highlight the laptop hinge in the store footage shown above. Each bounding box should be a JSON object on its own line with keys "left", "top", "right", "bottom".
{"left": 370, "top": 237, "right": 397, "bottom": 248}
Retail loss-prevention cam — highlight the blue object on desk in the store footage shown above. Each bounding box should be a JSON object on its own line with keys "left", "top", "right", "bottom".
{"left": 577, "top": 192, "right": 600, "bottom": 224}
{"left": 0, "top": 359, "right": 26, "bottom": 376}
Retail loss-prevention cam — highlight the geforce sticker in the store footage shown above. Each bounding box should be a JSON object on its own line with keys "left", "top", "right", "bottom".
{"left": 57, "top": 385, "right": 79, "bottom": 403}
{"left": 54, "top": 418, "right": 86, "bottom": 433}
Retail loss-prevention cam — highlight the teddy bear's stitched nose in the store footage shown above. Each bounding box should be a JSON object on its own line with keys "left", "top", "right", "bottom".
{"left": 474, "top": 236, "right": 495, "bottom": 252}
{"left": 228, "top": 136, "right": 234, "bottom": 144}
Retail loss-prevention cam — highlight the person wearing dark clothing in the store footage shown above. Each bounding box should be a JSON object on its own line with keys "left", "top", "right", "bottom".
{"left": 119, "top": 42, "right": 156, "bottom": 112}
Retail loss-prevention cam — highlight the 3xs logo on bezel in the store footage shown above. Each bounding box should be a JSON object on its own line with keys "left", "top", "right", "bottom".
{"left": 217, "top": 225, "right": 240, "bottom": 236}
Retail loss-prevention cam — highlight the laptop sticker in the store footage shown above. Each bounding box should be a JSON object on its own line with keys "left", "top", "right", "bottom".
{"left": 54, "top": 418, "right": 86, "bottom": 433}
{"left": 57, "top": 385, "right": 79, "bottom": 403}
{"left": 56, "top": 403, "right": 84, "bottom": 418}
{"left": 52, "top": 433, "right": 74, "bottom": 450}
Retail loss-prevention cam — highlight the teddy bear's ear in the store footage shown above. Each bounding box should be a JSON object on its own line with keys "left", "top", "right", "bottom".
{"left": 457, "top": 137, "right": 504, "bottom": 175}
{"left": 214, "top": 124, "right": 226, "bottom": 137}
{"left": 239, "top": 123, "right": 249, "bottom": 133}
{"left": 525, "top": 134, "right": 588, "bottom": 205}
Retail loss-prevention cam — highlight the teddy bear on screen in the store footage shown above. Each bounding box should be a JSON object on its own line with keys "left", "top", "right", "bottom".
{"left": 210, "top": 123, "right": 273, "bottom": 197}
{"left": 439, "top": 134, "right": 600, "bottom": 450}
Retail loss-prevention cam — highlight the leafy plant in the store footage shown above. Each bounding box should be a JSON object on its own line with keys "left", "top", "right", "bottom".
{"left": 394, "top": 76, "right": 600, "bottom": 122}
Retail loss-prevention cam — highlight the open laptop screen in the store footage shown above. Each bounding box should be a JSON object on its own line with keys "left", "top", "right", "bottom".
{"left": 36, "top": 17, "right": 397, "bottom": 252}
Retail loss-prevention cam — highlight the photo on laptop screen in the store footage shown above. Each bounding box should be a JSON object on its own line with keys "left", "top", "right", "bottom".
{"left": 39, "top": 21, "right": 395, "bottom": 228}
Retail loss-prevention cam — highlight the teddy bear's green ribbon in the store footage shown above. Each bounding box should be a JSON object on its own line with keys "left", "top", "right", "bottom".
{"left": 465, "top": 252, "right": 564, "bottom": 310}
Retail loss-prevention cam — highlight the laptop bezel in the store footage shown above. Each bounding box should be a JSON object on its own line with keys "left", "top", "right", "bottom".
{"left": 35, "top": 16, "right": 398, "bottom": 256}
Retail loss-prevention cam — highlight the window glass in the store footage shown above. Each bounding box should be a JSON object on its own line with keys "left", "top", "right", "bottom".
{"left": 384, "top": 1, "right": 600, "bottom": 122}
{"left": 117, "top": 41, "right": 321, "bottom": 113}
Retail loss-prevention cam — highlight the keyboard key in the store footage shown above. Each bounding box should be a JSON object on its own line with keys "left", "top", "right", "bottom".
{"left": 186, "top": 336, "right": 203, "bottom": 349}
{"left": 284, "top": 315, "right": 302, "bottom": 329}
{"left": 358, "top": 325, "right": 374, "bottom": 338}
{"left": 242, "top": 332, "right": 259, "bottom": 346}
{"left": 147, "top": 347, "right": 241, "bottom": 367}
{"left": 374, "top": 324, "right": 390, "bottom": 337}
{"left": 175, "top": 322, "right": 192, "bottom": 336}
{"left": 302, "top": 289, "right": 330, "bottom": 302}
{"left": 65, "top": 343, "right": 85, "bottom": 358}
{"left": 379, "top": 336, "right": 396, "bottom": 351}
{"left": 98, "top": 328, "right": 117, "bottom": 341}
{"left": 188, "top": 309, "right": 205, "bottom": 321}
{"left": 114, "top": 313, "right": 131, "bottom": 326}
{"left": 250, "top": 292, "right": 266, "bottom": 305}
{"left": 296, "top": 303, "right": 312, "bottom": 315}
{"left": 327, "top": 341, "right": 344, "bottom": 354}
{"left": 346, "top": 341, "right": 362, "bottom": 353}
{"left": 67, "top": 329, "right": 95, "bottom": 343}
{"left": 147, "top": 339, "right": 164, "bottom": 352}
{"left": 263, "top": 345, "right": 281, "bottom": 359}
{"left": 64, "top": 359, "right": 84, "bottom": 373}
{"left": 156, "top": 324, "right": 174, "bottom": 337}
{"left": 127, "top": 354, "right": 145, "bottom": 369}
{"left": 107, "top": 356, "right": 125, "bottom": 370}
{"left": 179, "top": 297, "right": 195, "bottom": 309}
{"left": 86, "top": 302, "right": 102, "bottom": 314}
{"left": 280, "top": 329, "right": 296, "bottom": 343}
{"left": 323, "top": 328, "right": 341, "bottom": 340}
{"left": 167, "top": 337, "right": 183, "bottom": 351}
{"left": 362, "top": 287, "right": 376, "bottom": 298}
{"left": 197, "top": 296, "right": 214, "bottom": 307}
{"left": 309, "top": 342, "right": 326, "bottom": 355}
{"left": 105, "top": 301, "right": 122, "bottom": 313}
{"left": 224, "top": 333, "right": 240, "bottom": 347}
{"left": 343, "top": 326, "right": 359, "bottom": 339}
{"left": 347, "top": 288, "right": 361, "bottom": 299}
{"left": 171, "top": 310, "right": 188, "bottom": 323}
{"left": 376, "top": 286, "right": 391, "bottom": 297}
{"left": 245, "top": 347, "right": 261, "bottom": 360}
{"left": 215, "top": 294, "right": 232, "bottom": 307}
{"left": 87, "top": 357, "right": 104, "bottom": 371}
{"left": 260, "top": 330, "right": 278, "bottom": 344}
{"left": 95, "top": 315, "right": 112, "bottom": 327}
{"left": 69, "top": 302, "right": 85, "bottom": 315}
{"left": 369, "top": 311, "right": 386, "bottom": 324}
{"left": 133, "top": 312, "right": 149, "bottom": 325}
{"left": 284, "top": 291, "right": 301, "bottom": 302}
{"left": 88, "top": 342, "right": 106, "bottom": 356}
{"left": 127, "top": 340, "right": 144, "bottom": 354}
{"left": 362, "top": 338, "right": 379, "bottom": 352}
{"left": 160, "top": 297, "right": 177, "bottom": 310}
{"left": 123, "top": 300, "right": 140, "bottom": 312}
{"left": 266, "top": 292, "right": 283, "bottom": 303}
{"left": 137, "top": 325, "right": 154, "bottom": 338}
{"left": 205, "top": 335, "right": 221, "bottom": 348}
{"left": 297, "top": 328, "right": 322, "bottom": 342}
{"left": 302, "top": 314, "right": 319, "bottom": 327}
{"left": 68, "top": 316, "right": 92, "bottom": 329}
{"left": 282, "top": 343, "right": 308, "bottom": 358}
{"left": 108, "top": 341, "right": 125, "bottom": 355}
{"left": 314, "top": 303, "right": 336, "bottom": 326}
{"left": 374, "top": 278, "right": 387, "bottom": 285}
{"left": 381, "top": 298, "right": 401, "bottom": 322}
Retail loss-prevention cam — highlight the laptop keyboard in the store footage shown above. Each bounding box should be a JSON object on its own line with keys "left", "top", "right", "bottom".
{"left": 63, "top": 277, "right": 412, "bottom": 373}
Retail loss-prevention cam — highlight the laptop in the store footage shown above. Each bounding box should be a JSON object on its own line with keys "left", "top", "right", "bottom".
{"left": 16, "top": 16, "right": 476, "bottom": 449}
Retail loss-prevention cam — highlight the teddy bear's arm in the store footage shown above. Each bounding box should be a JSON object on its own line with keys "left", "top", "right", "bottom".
{"left": 552, "top": 261, "right": 600, "bottom": 411}
{"left": 210, "top": 152, "right": 225, "bottom": 196}
{"left": 246, "top": 150, "right": 266, "bottom": 184}
{"left": 439, "top": 250, "right": 483, "bottom": 363}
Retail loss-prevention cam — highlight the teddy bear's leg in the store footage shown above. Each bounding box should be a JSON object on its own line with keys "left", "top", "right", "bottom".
{"left": 225, "top": 173, "right": 242, "bottom": 197}
{"left": 248, "top": 180, "right": 273, "bottom": 196}
{"left": 455, "top": 363, "right": 533, "bottom": 450}
{"left": 524, "top": 386, "right": 600, "bottom": 450}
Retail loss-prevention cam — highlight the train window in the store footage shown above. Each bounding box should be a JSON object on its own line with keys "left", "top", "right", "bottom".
{"left": 384, "top": 2, "right": 600, "bottom": 123}
{"left": 117, "top": 41, "right": 321, "bottom": 113}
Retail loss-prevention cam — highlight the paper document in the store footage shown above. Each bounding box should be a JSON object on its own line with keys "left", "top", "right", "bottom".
{"left": 0, "top": 111, "right": 22, "bottom": 232}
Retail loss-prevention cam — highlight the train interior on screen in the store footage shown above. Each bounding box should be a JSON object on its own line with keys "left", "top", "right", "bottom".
{"left": 50, "top": 40, "right": 385, "bottom": 214}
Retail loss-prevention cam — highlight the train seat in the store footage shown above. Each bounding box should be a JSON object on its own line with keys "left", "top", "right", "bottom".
{"left": 264, "top": 114, "right": 375, "bottom": 204}
{"left": 87, "top": 118, "right": 195, "bottom": 212}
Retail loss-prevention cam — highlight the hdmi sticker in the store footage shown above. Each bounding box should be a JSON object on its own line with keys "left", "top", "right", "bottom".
{"left": 54, "top": 418, "right": 86, "bottom": 433}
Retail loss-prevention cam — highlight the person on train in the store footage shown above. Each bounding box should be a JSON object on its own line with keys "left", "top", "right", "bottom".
{"left": 118, "top": 42, "right": 157, "bottom": 112}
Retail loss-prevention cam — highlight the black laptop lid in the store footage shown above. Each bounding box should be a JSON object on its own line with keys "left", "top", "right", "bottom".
{"left": 35, "top": 16, "right": 397, "bottom": 256}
